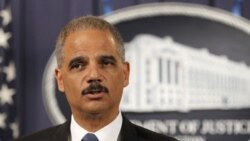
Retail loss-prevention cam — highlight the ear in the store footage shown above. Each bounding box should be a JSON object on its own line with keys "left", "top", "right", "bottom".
{"left": 55, "top": 68, "right": 65, "bottom": 92}
{"left": 123, "top": 62, "right": 130, "bottom": 87}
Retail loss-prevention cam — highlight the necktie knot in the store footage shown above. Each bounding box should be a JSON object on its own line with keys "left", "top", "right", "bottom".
{"left": 81, "top": 133, "right": 99, "bottom": 141}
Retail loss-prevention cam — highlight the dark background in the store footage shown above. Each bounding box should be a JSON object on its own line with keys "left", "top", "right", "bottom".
{"left": 10, "top": 0, "right": 250, "bottom": 137}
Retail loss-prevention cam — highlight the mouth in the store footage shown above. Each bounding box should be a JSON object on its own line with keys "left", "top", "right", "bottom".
{"left": 82, "top": 87, "right": 108, "bottom": 95}
{"left": 84, "top": 92, "right": 106, "bottom": 99}
{"left": 81, "top": 82, "right": 109, "bottom": 99}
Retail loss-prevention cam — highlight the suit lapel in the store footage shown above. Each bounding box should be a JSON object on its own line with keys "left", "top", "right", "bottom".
{"left": 120, "top": 115, "right": 138, "bottom": 141}
{"left": 50, "top": 120, "right": 71, "bottom": 141}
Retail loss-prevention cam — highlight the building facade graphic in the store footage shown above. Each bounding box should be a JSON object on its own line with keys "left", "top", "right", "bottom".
{"left": 120, "top": 34, "right": 250, "bottom": 112}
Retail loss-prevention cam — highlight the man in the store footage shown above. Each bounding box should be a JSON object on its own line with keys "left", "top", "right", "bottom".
{"left": 15, "top": 16, "right": 178, "bottom": 141}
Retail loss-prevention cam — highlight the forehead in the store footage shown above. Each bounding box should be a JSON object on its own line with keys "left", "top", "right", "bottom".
{"left": 62, "top": 29, "right": 120, "bottom": 59}
{"left": 67, "top": 29, "right": 113, "bottom": 46}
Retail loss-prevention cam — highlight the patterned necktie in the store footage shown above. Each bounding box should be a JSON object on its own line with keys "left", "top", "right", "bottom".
{"left": 81, "top": 133, "right": 99, "bottom": 141}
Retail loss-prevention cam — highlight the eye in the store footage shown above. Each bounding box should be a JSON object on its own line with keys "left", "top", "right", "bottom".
{"left": 68, "top": 57, "right": 88, "bottom": 71}
{"left": 70, "top": 62, "right": 82, "bottom": 70}
{"left": 101, "top": 57, "right": 115, "bottom": 67}
{"left": 69, "top": 61, "right": 87, "bottom": 71}
{"left": 102, "top": 59, "right": 114, "bottom": 67}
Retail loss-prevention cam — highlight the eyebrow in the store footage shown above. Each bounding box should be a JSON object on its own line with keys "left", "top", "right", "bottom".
{"left": 68, "top": 56, "right": 86, "bottom": 68}
{"left": 99, "top": 55, "right": 117, "bottom": 62}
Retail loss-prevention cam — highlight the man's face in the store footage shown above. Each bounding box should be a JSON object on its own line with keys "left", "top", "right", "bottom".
{"left": 55, "top": 29, "right": 129, "bottom": 118}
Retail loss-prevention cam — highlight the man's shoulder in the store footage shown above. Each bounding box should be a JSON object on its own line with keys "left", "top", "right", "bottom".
{"left": 14, "top": 126, "right": 59, "bottom": 141}
{"left": 133, "top": 123, "right": 178, "bottom": 141}
{"left": 121, "top": 115, "right": 178, "bottom": 141}
{"left": 14, "top": 121, "right": 69, "bottom": 141}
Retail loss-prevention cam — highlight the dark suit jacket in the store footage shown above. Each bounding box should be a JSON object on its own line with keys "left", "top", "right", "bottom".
{"left": 14, "top": 115, "right": 178, "bottom": 141}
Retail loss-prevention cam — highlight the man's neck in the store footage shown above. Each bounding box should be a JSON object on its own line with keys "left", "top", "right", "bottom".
{"left": 73, "top": 111, "right": 119, "bottom": 132}
{"left": 70, "top": 112, "right": 123, "bottom": 141}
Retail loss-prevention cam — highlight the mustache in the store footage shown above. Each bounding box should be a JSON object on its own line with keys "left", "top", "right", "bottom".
{"left": 81, "top": 82, "right": 109, "bottom": 95}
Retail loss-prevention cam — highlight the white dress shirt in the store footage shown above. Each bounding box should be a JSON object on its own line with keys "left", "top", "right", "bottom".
{"left": 70, "top": 112, "right": 122, "bottom": 141}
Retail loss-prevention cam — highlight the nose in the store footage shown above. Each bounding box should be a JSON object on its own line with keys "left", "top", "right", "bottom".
{"left": 86, "top": 63, "right": 102, "bottom": 84}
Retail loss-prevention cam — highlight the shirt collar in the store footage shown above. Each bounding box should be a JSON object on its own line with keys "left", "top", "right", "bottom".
{"left": 70, "top": 112, "right": 122, "bottom": 141}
